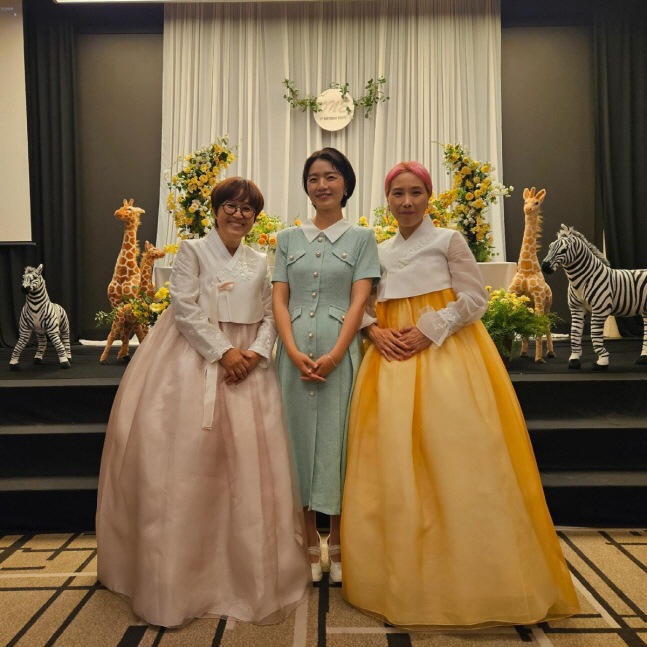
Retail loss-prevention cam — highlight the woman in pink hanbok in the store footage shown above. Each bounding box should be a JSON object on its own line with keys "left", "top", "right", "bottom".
{"left": 96, "top": 177, "right": 310, "bottom": 627}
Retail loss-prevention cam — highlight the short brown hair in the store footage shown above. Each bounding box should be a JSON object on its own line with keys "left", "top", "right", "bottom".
{"left": 210, "top": 177, "right": 264, "bottom": 219}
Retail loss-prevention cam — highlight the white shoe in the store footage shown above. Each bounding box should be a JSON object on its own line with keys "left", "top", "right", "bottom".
{"left": 327, "top": 536, "right": 342, "bottom": 583}
{"left": 308, "top": 534, "right": 322, "bottom": 583}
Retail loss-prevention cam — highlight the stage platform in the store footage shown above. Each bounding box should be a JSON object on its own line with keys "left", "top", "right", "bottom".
{"left": 0, "top": 339, "right": 646, "bottom": 531}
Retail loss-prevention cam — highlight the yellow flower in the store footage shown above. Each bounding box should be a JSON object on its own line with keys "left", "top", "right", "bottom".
{"left": 460, "top": 166, "right": 471, "bottom": 175}
{"left": 485, "top": 285, "right": 492, "bottom": 291}
{"left": 481, "top": 165, "right": 490, "bottom": 173}
{"left": 184, "top": 166, "right": 191, "bottom": 173}
{"left": 268, "top": 236, "right": 277, "bottom": 247}
{"left": 201, "top": 186, "right": 211, "bottom": 198}
{"left": 388, "top": 226, "right": 396, "bottom": 234}
{"left": 150, "top": 303, "right": 165, "bottom": 314}
{"left": 294, "top": 219, "right": 302, "bottom": 226}
{"left": 474, "top": 189, "right": 483, "bottom": 198}
{"left": 258, "top": 233, "right": 268, "bottom": 244}
{"left": 201, "top": 218, "right": 210, "bottom": 226}
{"left": 188, "top": 205, "right": 198, "bottom": 213}
{"left": 199, "top": 175, "right": 208, "bottom": 184}
{"left": 209, "top": 177, "right": 218, "bottom": 186}
{"left": 465, "top": 192, "right": 474, "bottom": 201}
{"left": 155, "top": 287, "right": 169, "bottom": 300}
{"left": 163, "top": 244, "right": 179, "bottom": 255}
{"left": 359, "top": 216, "right": 368, "bottom": 225}
{"left": 172, "top": 175, "right": 178, "bottom": 184}
{"left": 450, "top": 153, "right": 459, "bottom": 162}
{"left": 184, "top": 155, "right": 192, "bottom": 161}
{"left": 473, "top": 198, "right": 485, "bottom": 209}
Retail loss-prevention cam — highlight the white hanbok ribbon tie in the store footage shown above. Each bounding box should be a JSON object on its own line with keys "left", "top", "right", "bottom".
{"left": 202, "top": 280, "right": 235, "bottom": 430}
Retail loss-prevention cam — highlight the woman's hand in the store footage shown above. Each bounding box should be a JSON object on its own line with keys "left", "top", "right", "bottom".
{"left": 398, "top": 326, "right": 432, "bottom": 355}
{"left": 224, "top": 350, "right": 263, "bottom": 385}
{"left": 367, "top": 324, "right": 410, "bottom": 361}
{"left": 219, "top": 348, "right": 250, "bottom": 383}
{"left": 309, "top": 353, "right": 340, "bottom": 380}
{"left": 289, "top": 349, "right": 326, "bottom": 382}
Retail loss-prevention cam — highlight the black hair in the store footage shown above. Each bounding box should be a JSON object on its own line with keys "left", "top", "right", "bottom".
{"left": 302, "top": 147, "right": 356, "bottom": 208}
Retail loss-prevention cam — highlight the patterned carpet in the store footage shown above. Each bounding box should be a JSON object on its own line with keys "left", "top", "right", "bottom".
{"left": 2, "top": 529, "right": 646, "bottom": 647}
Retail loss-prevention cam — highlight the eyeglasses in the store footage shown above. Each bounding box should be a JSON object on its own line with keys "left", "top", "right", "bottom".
{"left": 221, "top": 202, "right": 255, "bottom": 218}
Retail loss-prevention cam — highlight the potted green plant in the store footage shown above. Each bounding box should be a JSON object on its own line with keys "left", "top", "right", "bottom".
{"left": 481, "top": 288, "right": 559, "bottom": 362}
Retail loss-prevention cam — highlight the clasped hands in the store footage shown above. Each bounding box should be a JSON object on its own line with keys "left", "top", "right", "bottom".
{"left": 220, "top": 348, "right": 263, "bottom": 385}
{"left": 367, "top": 324, "right": 432, "bottom": 362}
{"left": 289, "top": 349, "right": 339, "bottom": 382}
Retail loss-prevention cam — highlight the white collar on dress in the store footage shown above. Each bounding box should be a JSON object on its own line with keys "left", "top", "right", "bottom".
{"left": 300, "top": 218, "right": 352, "bottom": 243}
{"left": 391, "top": 214, "right": 435, "bottom": 250}
{"left": 207, "top": 228, "right": 244, "bottom": 270}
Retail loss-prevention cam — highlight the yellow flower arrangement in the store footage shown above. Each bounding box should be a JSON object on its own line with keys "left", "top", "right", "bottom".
{"left": 244, "top": 211, "right": 286, "bottom": 252}
{"left": 358, "top": 206, "right": 399, "bottom": 243}
{"left": 95, "top": 282, "right": 172, "bottom": 329}
{"left": 166, "top": 135, "right": 236, "bottom": 240}
{"left": 431, "top": 143, "right": 513, "bottom": 262}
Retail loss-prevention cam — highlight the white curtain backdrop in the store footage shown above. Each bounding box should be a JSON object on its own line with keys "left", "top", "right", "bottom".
{"left": 157, "top": 0, "right": 504, "bottom": 258}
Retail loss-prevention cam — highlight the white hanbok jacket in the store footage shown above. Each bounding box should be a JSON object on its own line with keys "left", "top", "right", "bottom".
{"left": 365, "top": 216, "right": 488, "bottom": 347}
{"left": 169, "top": 229, "right": 276, "bottom": 366}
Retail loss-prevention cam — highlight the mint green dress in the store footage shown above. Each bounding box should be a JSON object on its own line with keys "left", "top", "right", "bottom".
{"left": 273, "top": 224, "right": 380, "bottom": 514}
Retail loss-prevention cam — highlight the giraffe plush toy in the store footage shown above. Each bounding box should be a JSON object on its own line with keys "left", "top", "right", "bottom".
{"left": 100, "top": 242, "right": 165, "bottom": 364}
{"left": 107, "top": 199, "right": 145, "bottom": 309}
{"left": 508, "top": 187, "right": 554, "bottom": 363}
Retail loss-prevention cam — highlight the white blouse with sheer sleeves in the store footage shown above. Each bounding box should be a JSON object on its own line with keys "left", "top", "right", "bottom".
{"left": 364, "top": 217, "right": 488, "bottom": 347}
{"left": 169, "top": 229, "right": 277, "bottom": 366}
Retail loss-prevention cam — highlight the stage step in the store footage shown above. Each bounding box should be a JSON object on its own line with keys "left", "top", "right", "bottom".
{"left": 0, "top": 342, "right": 645, "bottom": 530}
{"left": 0, "top": 379, "right": 118, "bottom": 425}
{"left": 527, "top": 418, "right": 647, "bottom": 470}
{"left": 0, "top": 424, "right": 106, "bottom": 477}
{"left": 511, "top": 372, "right": 647, "bottom": 421}
{"left": 541, "top": 471, "right": 647, "bottom": 526}
{"left": 0, "top": 476, "right": 98, "bottom": 532}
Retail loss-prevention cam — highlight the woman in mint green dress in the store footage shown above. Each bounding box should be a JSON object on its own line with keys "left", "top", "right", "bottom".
{"left": 272, "top": 148, "right": 380, "bottom": 583}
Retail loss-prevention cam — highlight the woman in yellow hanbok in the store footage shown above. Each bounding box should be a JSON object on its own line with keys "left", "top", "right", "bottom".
{"left": 341, "top": 162, "right": 579, "bottom": 629}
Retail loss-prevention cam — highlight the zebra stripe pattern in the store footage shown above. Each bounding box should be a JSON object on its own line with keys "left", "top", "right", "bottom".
{"left": 9, "top": 265, "right": 72, "bottom": 369}
{"left": 541, "top": 225, "right": 647, "bottom": 368}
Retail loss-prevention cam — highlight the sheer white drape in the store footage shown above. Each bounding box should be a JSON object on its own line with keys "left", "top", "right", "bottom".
{"left": 157, "top": 0, "right": 504, "bottom": 258}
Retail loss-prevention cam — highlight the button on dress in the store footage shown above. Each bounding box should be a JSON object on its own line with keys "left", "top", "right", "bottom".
{"left": 273, "top": 222, "right": 380, "bottom": 515}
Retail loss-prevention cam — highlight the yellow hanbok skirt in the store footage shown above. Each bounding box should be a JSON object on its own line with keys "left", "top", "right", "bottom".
{"left": 341, "top": 289, "right": 579, "bottom": 629}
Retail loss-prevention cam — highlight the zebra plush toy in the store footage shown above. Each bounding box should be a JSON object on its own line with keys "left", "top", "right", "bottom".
{"left": 9, "top": 265, "right": 72, "bottom": 370}
{"left": 541, "top": 225, "right": 647, "bottom": 370}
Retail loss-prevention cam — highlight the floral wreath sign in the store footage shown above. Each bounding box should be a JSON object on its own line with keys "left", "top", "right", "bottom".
{"left": 313, "top": 88, "right": 355, "bottom": 131}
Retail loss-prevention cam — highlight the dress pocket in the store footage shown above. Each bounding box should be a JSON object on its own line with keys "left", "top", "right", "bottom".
{"left": 286, "top": 250, "right": 306, "bottom": 266}
{"left": 331, "top": 248, "right": 356, "bottom": 266}
{"left": 289, "top": 305, "right": 302, "bottom": 322}
{"left": 328, "top": 304, "right": 348, "bottom": 324}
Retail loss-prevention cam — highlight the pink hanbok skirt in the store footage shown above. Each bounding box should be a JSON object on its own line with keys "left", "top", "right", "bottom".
{"left": 96, "top": 307, "right": 310, "bottom": 627}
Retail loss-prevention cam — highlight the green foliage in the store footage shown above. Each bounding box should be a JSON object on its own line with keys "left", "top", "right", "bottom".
{"left": 283, "top": 77, "right": 389, "bottom": 119}
{"left": 283, "top": 79, "right": 321, "bottom": 113}
{"left": 481, "top": 289, "right": 560, "bottom": 360}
